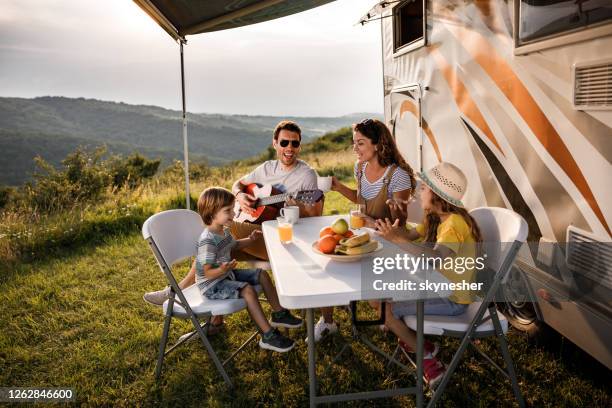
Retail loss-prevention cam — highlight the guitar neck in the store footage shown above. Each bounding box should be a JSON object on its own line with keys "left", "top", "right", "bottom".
{"left": 259, "top": 193, "right": 290, "bottom": 206}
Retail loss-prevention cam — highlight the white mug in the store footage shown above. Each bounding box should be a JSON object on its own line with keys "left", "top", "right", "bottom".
{"left": 317, "top": 176, "right": 332, "bottom": 193}
{"left": 280, "top": 206, "right": 300, "bottom": 224}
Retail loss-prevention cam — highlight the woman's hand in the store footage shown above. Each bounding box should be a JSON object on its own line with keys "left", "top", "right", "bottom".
{"left": 374, "top": 218, "right": 409, "bottom": 243}
{"left": 331, "top": 176, "right": 340, "bottom": 191}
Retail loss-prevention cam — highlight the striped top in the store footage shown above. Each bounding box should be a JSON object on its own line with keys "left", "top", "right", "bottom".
{"left": 195, "top": 227, "right": 237, "bottom": 294}
{"left": 354, "top": 162, "right": 413, "bottom": 200}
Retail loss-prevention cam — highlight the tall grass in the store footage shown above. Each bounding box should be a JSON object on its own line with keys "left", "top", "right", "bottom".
{"left": 0, "top": 137, "right": 356, "bottom": 268}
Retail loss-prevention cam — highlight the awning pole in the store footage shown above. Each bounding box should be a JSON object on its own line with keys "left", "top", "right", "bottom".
{"left": 179, "top": 39, "right": 190, "bottom": 209}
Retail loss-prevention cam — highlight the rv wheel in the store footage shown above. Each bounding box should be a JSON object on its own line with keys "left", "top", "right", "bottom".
{"left": 499, "top": 266, "right": 550, "bottom": 343}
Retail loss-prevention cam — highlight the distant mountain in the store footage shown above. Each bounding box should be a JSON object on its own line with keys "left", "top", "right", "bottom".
{"left": 0, "top": 96, "right": 382, "bottom": 185}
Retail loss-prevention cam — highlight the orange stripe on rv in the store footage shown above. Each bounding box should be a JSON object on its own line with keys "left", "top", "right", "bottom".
{"left": 443, "top": 24, "right": 610, "bottom": 235}
{"left": 399, "top": 100, "right": 442, "bottom": 162}
{"left": 430, "top": 48, "right": 505, "bottom": 156}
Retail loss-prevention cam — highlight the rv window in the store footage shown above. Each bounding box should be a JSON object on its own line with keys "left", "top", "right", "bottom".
{"left": 518, "top": 0, "right": 612, "bottom": 44}
{"left": 393, "top": 0, "right": 425, "bottom": 52}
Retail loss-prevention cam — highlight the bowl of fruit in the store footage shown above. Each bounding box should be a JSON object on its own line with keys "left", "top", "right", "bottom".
{"left": 312, "top": 218, "right": 382, "bottom": 262}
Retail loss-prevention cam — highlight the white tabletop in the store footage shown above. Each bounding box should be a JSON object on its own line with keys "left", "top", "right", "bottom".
{"left": 262, "top": 215, "right": 450, "bottom": 309}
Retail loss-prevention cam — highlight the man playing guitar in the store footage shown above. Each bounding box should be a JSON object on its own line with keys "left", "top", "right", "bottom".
{"left": 231, "top": 120, "right": 322, "bottom": 259}
{"left": 144, "top": 121, "right": 323, "bottom": 328}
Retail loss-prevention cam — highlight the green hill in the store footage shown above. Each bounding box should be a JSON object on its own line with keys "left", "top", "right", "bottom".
{"left": 0, "top": 96, "right": 381, "bottom": 185}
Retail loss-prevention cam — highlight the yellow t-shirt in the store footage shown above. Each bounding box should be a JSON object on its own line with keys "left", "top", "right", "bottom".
{"left": 414, "top": 214, "right": 477, "bottom": 304}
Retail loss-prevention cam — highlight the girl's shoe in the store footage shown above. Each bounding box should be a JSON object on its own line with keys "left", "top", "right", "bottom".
{"left": 398, "top": 339, "right": 440, "bottom": 357}
{"left": 259, "top": 329, "right": 295, "bottom": 352}
{"left": 423, "top": 358, "right": 446, "bottom": 389}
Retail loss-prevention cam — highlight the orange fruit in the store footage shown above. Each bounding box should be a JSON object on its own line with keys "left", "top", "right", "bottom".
{"left": 319, "top": 226, "right": 334, "bottom": 238}
{"left": 344, "top": 230, "right": 354, "bottom": 238}
{"left": 332, "top": 234, "right": 344, "bottom": 243}
{"left": 318, "top": 235, "right": 337, "bottom": 254}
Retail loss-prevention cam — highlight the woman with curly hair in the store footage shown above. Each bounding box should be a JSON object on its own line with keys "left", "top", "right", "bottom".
{"left": 311, "top": 119, "right": 417, "bottom": 342}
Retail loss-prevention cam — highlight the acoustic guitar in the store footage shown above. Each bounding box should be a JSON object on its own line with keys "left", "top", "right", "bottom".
{"left": 233, "top": 183, "right": 324, "bottom": 224}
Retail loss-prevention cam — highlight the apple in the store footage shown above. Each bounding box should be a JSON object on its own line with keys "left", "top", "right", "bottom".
{"left": 331, "top": 218, "right": 349, "bottom": 235}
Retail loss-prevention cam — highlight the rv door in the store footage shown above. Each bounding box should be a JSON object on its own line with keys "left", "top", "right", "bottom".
{"left": 390, "top": 85, "right": 424, "bottom": 172}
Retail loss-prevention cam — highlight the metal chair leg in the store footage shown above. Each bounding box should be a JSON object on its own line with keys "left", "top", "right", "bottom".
{"left": 489, "top": 306, "right": 525, "bottom": 408}
{"left": 223, "top": 330, "right": 259, "bottom": 366}
{"left": 469, "top": 341, "right": 511, "bottom": 380}
{"left": 387, "top": 345, "right": 400, "bottom": 369}
{"left": 427, "top": 303, "right": 486, "bottom": 408}
{"left": 155, "top": 298, "right": 174, "bottom": 381}
{"left": 190, "top": 313, "right": 234, "bottom": 388}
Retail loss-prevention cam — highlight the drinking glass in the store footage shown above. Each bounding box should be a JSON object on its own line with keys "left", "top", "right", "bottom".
{"left": 277, "top": 216, "right": 293, "bottom": 243}
{"left": 350, "top": 204, "right": 366, "bottom": 230}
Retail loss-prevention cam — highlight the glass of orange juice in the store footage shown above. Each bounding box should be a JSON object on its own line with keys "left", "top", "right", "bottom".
{"left": 350, "top": 204, "right": 366, "bottom": 229}
{"left": 277, "top": 216, "right": 293, "bottom": 244}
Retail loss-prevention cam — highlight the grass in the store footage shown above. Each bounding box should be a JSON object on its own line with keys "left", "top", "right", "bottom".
{"left": 0, "top": 137, "right": 610, "bottom": 406}
{"left": 1, "top": 231, "right": 610, "bottom": 407}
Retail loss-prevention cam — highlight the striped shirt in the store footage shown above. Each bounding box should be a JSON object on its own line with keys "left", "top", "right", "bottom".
{"left": 354, "top": 162, "right": 413, "bottom": 200}
{"left": 195, "top": 227, "right": 237, "bottom": 294}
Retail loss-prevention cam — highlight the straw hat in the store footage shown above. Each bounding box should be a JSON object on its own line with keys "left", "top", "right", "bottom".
{"left": 418, "top": 162, "right": 467, "bottom": 208}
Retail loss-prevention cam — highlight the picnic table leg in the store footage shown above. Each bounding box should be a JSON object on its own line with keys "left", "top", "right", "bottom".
{"left": 416, "top": 299, "right": 424, "bottom": 408}
{"left": 306, "top": 308, "right": 317, "bottom": 408}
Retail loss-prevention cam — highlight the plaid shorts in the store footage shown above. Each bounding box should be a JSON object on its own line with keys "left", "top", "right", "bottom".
{"left": 204, "top": 268, "right": 262, "bottom": 300}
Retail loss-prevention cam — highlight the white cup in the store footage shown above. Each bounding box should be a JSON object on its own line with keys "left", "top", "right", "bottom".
{"left": 317, "top": 176, "right": 332, "bottom": 193}
{"left": 280, "top": 206, "right": 300, "bottom": 224}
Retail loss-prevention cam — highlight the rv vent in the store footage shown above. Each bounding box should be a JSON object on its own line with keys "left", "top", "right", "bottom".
{"left": 566, "top": 226, "right": 612, "bottom": 290}
{"left": 573, "top": 60, "right": 612, "bottom": 110}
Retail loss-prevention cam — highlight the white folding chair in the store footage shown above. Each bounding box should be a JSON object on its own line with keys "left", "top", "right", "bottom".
{"left": 142, "top": 209, "right": 260, "bottom": 388}
{"left": 394, "top": 207, "right": 528, "bottom": 407}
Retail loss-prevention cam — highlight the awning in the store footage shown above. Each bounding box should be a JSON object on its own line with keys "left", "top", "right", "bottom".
{"left": 133, "top": 0, "right": 335, "bottom": 41}
{"left": 356, "top": 1, "right": 393, "bottom": 26}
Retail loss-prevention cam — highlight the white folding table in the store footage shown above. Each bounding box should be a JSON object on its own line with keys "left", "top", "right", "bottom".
{"left": 262, "top": 215, "right": 450, "bottom": 408}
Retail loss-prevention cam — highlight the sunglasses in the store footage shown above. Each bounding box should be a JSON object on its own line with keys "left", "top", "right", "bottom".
{"left": 279, "top": 139, "right": 301, "bottom": 148}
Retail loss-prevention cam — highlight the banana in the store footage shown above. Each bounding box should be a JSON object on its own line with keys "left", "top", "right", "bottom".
{"left": 336, "top": 240, "right": 378, "bottom": 255}
{"left": 342, "top": 232, "right": 370, "bottom": 248}
{"left": 345, "top": 240, "right": 378, "bottom": 255}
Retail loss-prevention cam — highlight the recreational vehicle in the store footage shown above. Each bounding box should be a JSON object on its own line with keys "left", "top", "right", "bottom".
{"left": 361, "top": 0, "right": 611, "bottom": 368}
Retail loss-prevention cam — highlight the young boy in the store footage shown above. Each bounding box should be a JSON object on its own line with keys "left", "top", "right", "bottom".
{"left": 196, "top": 187, "right": 302, "bottom": 352}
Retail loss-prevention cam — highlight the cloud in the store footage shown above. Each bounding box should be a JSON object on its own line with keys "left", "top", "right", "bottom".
{"left": 0, "top": 0, "right": 383, "bottom": 116}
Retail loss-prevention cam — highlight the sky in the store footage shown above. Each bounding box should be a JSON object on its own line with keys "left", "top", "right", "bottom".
{"left": 0, "top": 0, "right": 383, "bottom": 117}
